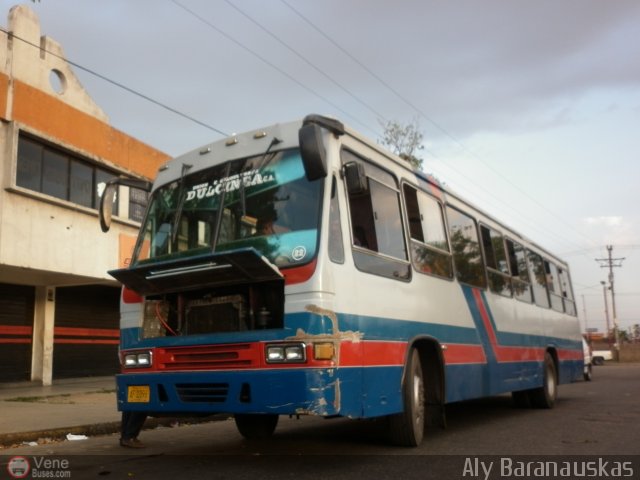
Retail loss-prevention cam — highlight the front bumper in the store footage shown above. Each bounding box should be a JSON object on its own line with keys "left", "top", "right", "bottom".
{"left": 116, "top": 368, "right": 345, "bottom": 417}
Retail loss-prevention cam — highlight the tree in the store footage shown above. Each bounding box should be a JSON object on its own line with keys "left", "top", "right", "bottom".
{"left": 378, "top": 118, "right": 425, "bottom": 170}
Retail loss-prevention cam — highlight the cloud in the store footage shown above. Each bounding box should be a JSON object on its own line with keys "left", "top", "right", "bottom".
{"left": 583, "top": 216, "right": 636, "bottom": 247}
{"left": 584, "top": 216, "right": 624, "bottom": 227}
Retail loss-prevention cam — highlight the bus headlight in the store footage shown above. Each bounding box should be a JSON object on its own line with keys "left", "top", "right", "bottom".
{"left": 265, "top": 343, "right": 306, "bottom": 363}
{"left": 123, "top": 351, "right": 152, "bottom": 368}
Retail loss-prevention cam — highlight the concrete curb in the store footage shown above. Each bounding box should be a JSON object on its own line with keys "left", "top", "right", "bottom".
{"left": 0, "top": 415, "right": 230, "bottom": 448}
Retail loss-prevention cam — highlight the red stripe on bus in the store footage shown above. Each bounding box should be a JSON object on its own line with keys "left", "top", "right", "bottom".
{"left": 472, "top": 288, "right": 542, "bottom": 363}
{"left": 339, "top": 341, "right": 406, "bottom": 367}
{"left": 54, "top": 327, "right": 119, "bottom": 338}
{"left": 0, "top": 325, "right": 33, "bottom": 335}
{"left": 340, "top": 341, "right": 488, "bottom": 367}
{"left": 558, "top": 349, "right": 583, "bottom": 361}
{"left": 472, "top": 289, "right": 499, "bottom": 348}
{"left": 443, "top": 344, "right": 487, "bottom": 364}
{"left": 282, "top": 259, "right": 317, "bottom": 285}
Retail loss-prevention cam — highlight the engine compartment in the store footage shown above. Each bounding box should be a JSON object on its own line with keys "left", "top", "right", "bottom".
{"left": 142, "top": 280, "right": 284, "bottom": 338}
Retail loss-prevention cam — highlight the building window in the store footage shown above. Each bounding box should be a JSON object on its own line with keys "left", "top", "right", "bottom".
{"left": 129, "top": 187, "right": 149, "bottom": 223}
{"left": 16, "top": 134, "right": 147, "bottom": 222}
{"left": 69, "top": 159, "right": 93, "bottom": 208}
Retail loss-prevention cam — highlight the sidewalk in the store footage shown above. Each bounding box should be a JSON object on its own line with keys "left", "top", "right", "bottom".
{"left": 0, "top": 377, "right": 224, "bottom": 448}
{"left": 0, "top": 376, "right": 121, "bottom": 447}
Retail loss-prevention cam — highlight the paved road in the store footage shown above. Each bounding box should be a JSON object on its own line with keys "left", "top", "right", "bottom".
{"left": 1, "top": 364, "right": 638, "bottom": 479}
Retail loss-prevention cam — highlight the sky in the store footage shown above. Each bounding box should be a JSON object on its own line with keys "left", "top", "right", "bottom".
{"left": 3, "top": 0, "right": 639, "bottom": 335}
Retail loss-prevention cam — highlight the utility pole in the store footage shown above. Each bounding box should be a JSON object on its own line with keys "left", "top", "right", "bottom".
{"left": 596, "top": 245, "right": 625, "bottom": 360}
{"left": 601, "top": 281, "right": 612, "bottom": 349}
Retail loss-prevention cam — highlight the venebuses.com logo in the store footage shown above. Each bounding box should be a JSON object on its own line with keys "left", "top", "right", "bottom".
{"left": 6, "top": 456, "right": 71, "bottom": 478}
{"left": 6, "top": 456, "right": 30, "bottom": 479}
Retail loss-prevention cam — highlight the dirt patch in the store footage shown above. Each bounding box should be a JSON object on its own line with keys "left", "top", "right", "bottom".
{"left": 4, "top": 391, "right": 115, "bottom": 405}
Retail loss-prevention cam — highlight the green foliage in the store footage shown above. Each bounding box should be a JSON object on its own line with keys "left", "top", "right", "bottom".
{"left": 378, "top": 118, "right": 425, "bottom": 170}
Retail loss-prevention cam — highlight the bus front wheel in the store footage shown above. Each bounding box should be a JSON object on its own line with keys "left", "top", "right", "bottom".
{"left": 234, "top": 413, "right": 279, "bottom": 440}
{"left": 388, "top": 348, "right": 425, "bottom": 446}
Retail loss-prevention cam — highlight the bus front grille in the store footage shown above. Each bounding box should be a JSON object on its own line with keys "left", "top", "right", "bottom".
{"left": 176, "top": 383, "right": 229, "bottom": 403}
{"left": 155, "top": 343, "right": 260, "bottom": 370}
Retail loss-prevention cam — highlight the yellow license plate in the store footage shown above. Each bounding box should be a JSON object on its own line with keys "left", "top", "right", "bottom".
{"left": 127, "top": 385, "right": 150, "bottom": 403}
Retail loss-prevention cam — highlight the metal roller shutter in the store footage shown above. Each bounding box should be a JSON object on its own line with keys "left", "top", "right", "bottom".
{"left": 53, "top": 285, "right": 120, "bottom": 379}
{"left": 0, "top": 283, "right": 35, "bottom": 382}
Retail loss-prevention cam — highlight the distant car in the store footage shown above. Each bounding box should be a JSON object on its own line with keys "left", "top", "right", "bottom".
{"left": 592, "top": 349, "right": 613, "bottom": 366}
{"left": 582, "top": 339, "right": 593, "bottom": 381}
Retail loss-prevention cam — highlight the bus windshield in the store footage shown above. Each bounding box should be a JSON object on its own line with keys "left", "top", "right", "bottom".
{"left": 132, "top": 149, "right": 323, "bottom": 268}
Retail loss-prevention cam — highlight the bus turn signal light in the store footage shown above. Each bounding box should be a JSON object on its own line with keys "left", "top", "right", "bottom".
{"left": 313, "top": 342, "right": 335, "bottom": 361}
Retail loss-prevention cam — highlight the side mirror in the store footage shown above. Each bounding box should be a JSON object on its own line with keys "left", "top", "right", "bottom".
{"left": 298, "top": 123, "right": 327, "bottom": 181}
{"left": 99, "top": 177, "right": 152, "bottom": 232}
{"left": 298, "top": 114, "right": 345, "bottom": 182}
{"left": 99, "top": 181, "right": 118, "bottom": 232}
{"left": 342, "top": 161, "right": 368, "bottom": 195}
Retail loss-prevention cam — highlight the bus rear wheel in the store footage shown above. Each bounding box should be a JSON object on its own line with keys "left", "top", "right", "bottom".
{"left": 388, "top": 348, "right": 425, "bottom": 446}
{"left": 234, "top": 413, "right": 279, "bottom": 440}
{"left": 529, "top": 352, "right": 557, "bottom": 409}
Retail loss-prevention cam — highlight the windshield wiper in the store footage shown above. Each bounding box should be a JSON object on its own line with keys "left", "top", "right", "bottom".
{"left": 238, "top": 136, "right": 282, "bottom": 219}
{"left": 170, "top": 163, "right": 193, "bottom": 246}
{"left": 210, "top": 162, "right": 232, "bottom": 253}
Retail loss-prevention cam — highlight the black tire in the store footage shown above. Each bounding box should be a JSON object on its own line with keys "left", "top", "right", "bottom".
{"left": 388, "top": 348, "right": 425, "bottom": 446}
{"left": 234, "top": 413, "right": 279, "bottom": 440}
{"left": 593, "top": 357, "right": 604, "bottom": 366}
{"left": 583, "top": 364, "right": 593, "bottom": 382}
{"left": 529, "top": 352, "right": 557, "bottom": 409}
{"left": 512, "top": 389, "right": 531, "bottom": 408}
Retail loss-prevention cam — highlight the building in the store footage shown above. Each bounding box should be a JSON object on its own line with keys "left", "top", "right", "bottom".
{"left": 0, "top": 5, "right": 170, "bottom": 384}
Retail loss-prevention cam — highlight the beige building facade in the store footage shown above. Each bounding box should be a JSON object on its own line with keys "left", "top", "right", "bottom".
{"left": 0, "top": 5, "right": 169, "bottom": 384}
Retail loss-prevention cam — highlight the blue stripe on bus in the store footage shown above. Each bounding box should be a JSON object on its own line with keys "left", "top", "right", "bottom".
{"left": 461, "top": 286, "right": 497, "bottom": 366}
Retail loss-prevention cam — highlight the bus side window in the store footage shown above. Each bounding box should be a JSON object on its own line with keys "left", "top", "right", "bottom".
{"left": 558, "top": 267, "right": 577, "bottom": 315}
{"left": 328, "top": 176, "right": 345, "bottom": 264}
{"left": 480, "top": 225, "right": 512, "bottom": 297}
{"left": 341, "top": 149, "right": 410, "bottom": 281}
{"left": 402, "top": 184, "right": 453, "bottom": 279}
{"left": 446, "top": 206, "right": 486, "bottom": 288}
{"left": 528, "top": 250, "right": 550, "bottom": 308}
{"left": 506, "top": 238, "right": 533, "bottom": 303}
{"left": 544, "top": 260, "right": 564, "bottom": 312}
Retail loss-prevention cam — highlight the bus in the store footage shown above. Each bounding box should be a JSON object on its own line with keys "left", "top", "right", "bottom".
{"left": 100, "top": 114, "right": 583, "bottom": 446}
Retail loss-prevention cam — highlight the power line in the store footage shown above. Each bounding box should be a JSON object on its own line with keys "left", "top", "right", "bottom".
{"left": 169, "top": 0, "right": 380, "bottom": 137}
{"left": 423, "top": 151, "right": 592, "bottom": 254}
{"left": 183, "top": 0, "right": 593, "bottom": 256}
{"left": 0, "top": 27, "right": 229, "bottom": 138}
{"left": 280, "top": 0, "right": 600, "bottom": 251}
{"left": 222, "top": 1, "right": 589, "bottom": 254}
{"left": 223, "top": 0, "right": 388, "bottom": 123}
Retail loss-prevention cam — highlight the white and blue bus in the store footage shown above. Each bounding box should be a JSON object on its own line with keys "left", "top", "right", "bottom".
{"left": 100, "top": 114, "right": 583, "bottom": 446}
